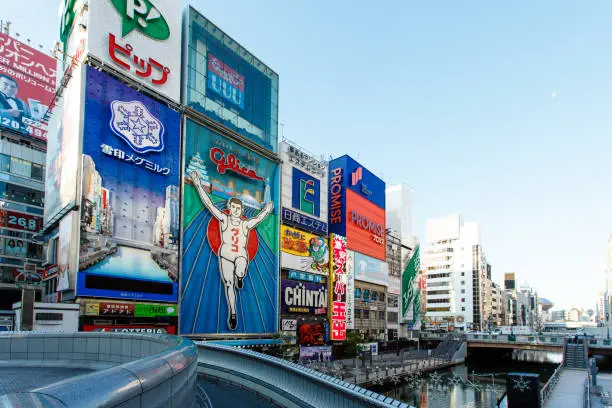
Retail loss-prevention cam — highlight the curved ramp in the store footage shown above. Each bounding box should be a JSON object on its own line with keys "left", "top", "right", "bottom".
{"left": 197, "top": 343, "right": 413, "bottom": 408}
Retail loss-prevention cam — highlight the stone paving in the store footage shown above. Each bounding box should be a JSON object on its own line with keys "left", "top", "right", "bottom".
{"left": 0, "top": 367, "right": 93, "bottom": 394}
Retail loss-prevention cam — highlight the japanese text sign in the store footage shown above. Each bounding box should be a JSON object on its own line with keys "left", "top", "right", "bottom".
{"left": 329, "top": 234, "right": 347, "bottom": 341}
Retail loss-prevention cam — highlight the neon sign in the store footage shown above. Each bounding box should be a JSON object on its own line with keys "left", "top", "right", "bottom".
{"left": 329, "top": 167, "right": 343, "bottom": 224}
{"left": 210, "top": 147, "right": 263, "bottom": 181}
{"left": 329, "top": 234, "right": 347, "bottom": 341}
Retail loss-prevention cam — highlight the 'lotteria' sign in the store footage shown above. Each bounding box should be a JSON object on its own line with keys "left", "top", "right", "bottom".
{"left": 329, "top": 234, "right": 347, "bottom": 341}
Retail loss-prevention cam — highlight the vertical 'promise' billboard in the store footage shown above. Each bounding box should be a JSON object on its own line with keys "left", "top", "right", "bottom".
{"left": 180, "top": 119, "right": 279, "bottom": 336}
{"left": 0, "top": 32, "right": 56, "bottom": 140}
{"left": 77, "top": 66, "right": 181, "bottom": 302}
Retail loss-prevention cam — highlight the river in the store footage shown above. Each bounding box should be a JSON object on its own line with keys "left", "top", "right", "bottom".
{"left": 372, "top": 350, "right": 562, "bottom": 408}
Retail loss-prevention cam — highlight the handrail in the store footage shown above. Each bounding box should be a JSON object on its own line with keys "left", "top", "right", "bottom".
{"left": 197, "top": 342, "right": 413, "bottom": 408}
{"left": 0, "top": 332, "right": 200, "bottom": 407}
{"left": 540, "top": 364, "right": 563, "bottom": 405}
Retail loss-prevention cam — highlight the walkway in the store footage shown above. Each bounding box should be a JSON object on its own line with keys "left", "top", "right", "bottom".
{"left": 544, "top": 369, "right": 588, "bottom": 408}
{"left": 0, "top": 367, "right": 93, "bottom": 393}
{"left": 199, "top": 377, "right": 278, "bottom": 408}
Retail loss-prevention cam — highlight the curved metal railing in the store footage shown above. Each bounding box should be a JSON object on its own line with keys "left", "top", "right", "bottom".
{"left": 197, "top": 342, "right": 413, "bottom": 408}
{"left": 0, "top": 332, "right": 201, "bottom": 408}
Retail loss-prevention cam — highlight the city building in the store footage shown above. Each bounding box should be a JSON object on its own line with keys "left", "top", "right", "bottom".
{"left": 551, "top": 310, "right": 567, "bottom": 322}
{"left": 386, "top": 229, "right": 401, "bottom": 340}
{"left": 0, "top": 24, "right": 56, "bottom": 309}
{"left": 422, "top": 214, "right": 487, "bottom": 331}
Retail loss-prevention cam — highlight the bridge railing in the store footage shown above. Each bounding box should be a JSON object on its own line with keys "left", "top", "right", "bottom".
{"left": 466, "top": 333, "right": 565, "bottom": 345}
{"left": 197, "top": 342, "right": 413, "bottom": 408}
{"left": 0, "top": 332, "right": 199, "bottom": 408}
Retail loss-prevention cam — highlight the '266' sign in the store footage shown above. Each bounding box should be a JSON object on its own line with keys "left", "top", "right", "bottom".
{"left": 0, "top": 210, "right": 40, "bottom": 232}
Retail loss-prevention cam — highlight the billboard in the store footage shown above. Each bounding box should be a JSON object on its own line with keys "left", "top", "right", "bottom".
{"left": 82, "top": 325, "right": 176, "bottom": 334}
{"left": 57, "top": 211, "right": 79, "bottom": 292}
{"left": 329, "top": 155, "right": 386, "bottom": 260}
{"left": 402, "top": 244, "right": 421, "bottom": 327}
{"left": 84, "top": 302, "right": 177, "bottom": 317}
{"left": 76, "top": 67, "right": 181, "bottom": 302}
{"left": 388, "top": 276, "right": 401, "bottom": 295}
{"left": 0, "top": 32, "right": 56, "bottom": 140}
{"left": 0, "top": 210, "right": 41, "bottom": 233}
{"left": 299, "top": 345, "right": 332, "bottom": 360}
{"left": 279, "top": 142, "right": 328, "bottom": 234}
{"left": 329, "top": 234, "right": 347, "bottom": 341}
{"left": 180, "top": 119, "right": 279, "bottom": 336}
{"left": 354, "top": 251, "right": 389, "bottom": 287}
{"left": 280, "top": 225, "right": 328, "bottom": 274}
{"left": 84, "top": 0, "right": 182, "bottom": 101}
{"left": 44, "top": 64, "right": 84, "bottom": 226}
{"left": 281, "top": 280, "right": 327, "bottom": 315}
{"left": 298, "top": 324, "right": 327, "bottom": 347}
{"left": 185, "top": 7, "right": 279, "bottom": 153}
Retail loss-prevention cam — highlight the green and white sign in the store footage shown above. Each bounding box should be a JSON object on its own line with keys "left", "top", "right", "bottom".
{"left": 110, "top": 0, "right": 170, "bottom": 39}
{"left": 401, "top": 244, "right": 421, "bottom": 327}
{"left": 135, "top": 304, "right": 177, "bottom": 317}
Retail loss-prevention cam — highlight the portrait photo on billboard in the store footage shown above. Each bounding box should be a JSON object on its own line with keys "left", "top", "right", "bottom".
{"left": 0, "top": 33, "right": 56, "bottom": 140}
{"left": 280, "top": 225, "right": 328, "bottom": 274}
{"left": 180, "top": 119, "right": 279, "bottom": 335}
{"left": 185, "top": 8, "right": 279, "bottom": 153}
{"left": 77, "top": 66, "right": 181, "bottom": 303}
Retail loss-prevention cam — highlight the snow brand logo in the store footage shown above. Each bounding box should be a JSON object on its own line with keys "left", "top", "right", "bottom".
{"left": 110, "top": 0, "right": 170, "bottom": 40}
{"left": 109, "top": 100, "right": 165, "bottom": 154}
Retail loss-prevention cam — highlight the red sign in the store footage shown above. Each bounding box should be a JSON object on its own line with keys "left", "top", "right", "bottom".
{"left": 43, "top": 265, "right": 58, "bottom": 280}
{"left": 0, "top": 32, "right": 56, "bottom": 141}
{"left": 345, "top": 190, "right": 386, "bottom": 260}
{"left": 298, "top": 322, "right": 325, "bottom": 346}
{"left": 108, "top": 34, "right": 170, "bottom": 86}
{"left": 329, "top": 234, "right": 347, "bottom": 341}
{"left": 208, "top": 54, "right": 245, "bottom": 92}
{"left": 0, "top": 210, "right": 42, "bottom": 232}
{"left": 99, "top": 302, "right": 135, "bottom": 316}
{"left": 82, "top": 325, "right": 176, "bottom": 334}
{"left": 210, "top": 147, "right": 264, "bottom": 181}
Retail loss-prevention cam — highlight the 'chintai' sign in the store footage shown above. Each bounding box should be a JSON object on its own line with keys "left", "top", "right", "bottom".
{"left": 281, "top": 280, "right": 327, "bottom": 315}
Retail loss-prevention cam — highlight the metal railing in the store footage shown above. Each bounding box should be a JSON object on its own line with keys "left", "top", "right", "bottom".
{"left": 540, "top": 364, "right": 563, "bottom": 405}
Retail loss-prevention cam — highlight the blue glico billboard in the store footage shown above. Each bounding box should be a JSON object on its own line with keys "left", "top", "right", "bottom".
{"left": 184, "top": 7, "right": 279, "bottom": 154}
{"left": 77, "top": 66, "right": 181, "bottom": 302}
{"left": 180, "top": 119, "right": 280, "bottom": 336}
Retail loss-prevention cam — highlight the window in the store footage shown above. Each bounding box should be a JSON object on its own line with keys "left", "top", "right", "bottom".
{"left": 10, "top": 157, "right": 31, "bottom": 178}
{"left": 461, "top": 298, "right": 465, "bottom": 302}
{"left": 371, "top": 291, "right": 378, "bottom": 301}
{"left": 387, "top": 311, "right": 399, "bottom": 322}
{"left": 379, "top": 311, "right": 385, "bottom": 320}
{"left": 363, "top": 309, "right": 370, "bottom": 319}
{"left": 461, "top": 280, "right": 465, "bottom": 285}
{"left": 461, "top": 307, "right": 466, "bottom": 312}
{"left": 0, "top": 154, "right": 9, "bottom": 172}
{"left": 379, "top": 292, "right": 385, "bottom": 302}
{"left": 461, "top": 289, "right": 465, "bottom": 294}
{"left": 461, "top": 272, "right": 465, "bottom": 276}
{"left": 31, "top": 164, "right": 44, "bottom": 181}
{"left": 355, "top": 288, "right": 361, "bottom": 299}
{"left": 355, "top": 309, "right": 361, "bottom": 319}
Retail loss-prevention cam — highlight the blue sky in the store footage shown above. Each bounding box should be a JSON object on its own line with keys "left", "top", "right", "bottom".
{"left": 4, "top": 1, "right": 612, "bottom": 310}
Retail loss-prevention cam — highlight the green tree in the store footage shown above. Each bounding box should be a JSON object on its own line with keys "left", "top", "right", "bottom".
{"left": 344, "top": 331, "right": 364, "bottom": 358}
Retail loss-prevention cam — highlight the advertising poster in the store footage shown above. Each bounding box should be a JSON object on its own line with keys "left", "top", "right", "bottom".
{"left": 180, "top": 119, "right": 279, "bottom": 335}
{"left": 76, "top": 66, "right": 180, "bottom": 302}
{"left": 280, "top": 225, "right": 328, "bottom": 274}
{"left": 57, "top": 211, "right": 79, "bottom": 292}
{"left": 44, "top": 65, "right": 84, "bottom": 226}
{"left": 86, "top": 0, "right": 182, "bottom": 101}
{"left": 279, "top": 142, "right": 328, "bottom": 235}
{"left": 298, "top": 322, "right": 326, "bottom": 346}
{"left": 345, "top": 250, "right": 355, "bottom": 330}
{"left": 281, "top": 280, "right": 327, "bottom": 315}
{"left": 82, "top": 325, "right": 176, "bottom": 334}
{"left": 354, "top": 251, "right": 389, "bottom": 287}
{"left": 402, "top": 244, "right": 421, "bottom": 327}
{"left": 329, "top": 234, "right": 347, "bottom": 341}
{"left": 0, "top": 32, "right": 56, "bottom": 140}
{"left": 299, "top": 345, "right": 332, "bottom": 361}
{"left": 186, "top": 8, "right": 279, "bottom": 153}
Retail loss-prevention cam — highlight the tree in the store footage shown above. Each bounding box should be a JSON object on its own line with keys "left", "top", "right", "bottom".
{"left": 345, "top": 331, "right": 364, "bottom": 358}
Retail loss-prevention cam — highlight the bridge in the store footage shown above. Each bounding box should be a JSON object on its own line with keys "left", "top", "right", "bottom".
{"left": 0, "top": 332, "right": 412, "bottom": 408}
{"left": 421, "top": 332, "right": 612, "bottom": 354}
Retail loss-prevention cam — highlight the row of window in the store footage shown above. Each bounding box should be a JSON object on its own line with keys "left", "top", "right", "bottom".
{"left": 0, "top": 182, "right": 44, "bottom": 207}
{"left": 355, "top": 309, "right": 386, "bottom": 320}
{"left": 355, "top": 288, "right": 386, "bottom": 302}
{"left": 0, "top": 154, "right": 45, "bottom": 182}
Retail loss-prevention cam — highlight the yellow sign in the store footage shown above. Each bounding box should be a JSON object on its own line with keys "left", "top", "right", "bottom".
{"left": 280, "top": 225, "right": 320, "bottom": 257}
{"left": 85, "top": 303, "right": 100, "bottom": 316}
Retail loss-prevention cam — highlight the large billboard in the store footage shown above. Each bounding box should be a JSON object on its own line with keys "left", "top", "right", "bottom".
{"left": 185, "top": 7, "right": 279, "bottom": 153}
{"left": 80, "top": 0, "right": 182, "bottom": 101}
{"left": 281, "top": 280, "right": 327, "bottom": 315}
{"left": 44, "top": 64, "right": 85, "bottom": 227}
{"left": 329, "top": 155, "right": 386, "bottom": 260}
{"left": 280, "top": 225, "right": 328, "bottom": 274}
{"left": 329, "top": 234, "right": 347, "bottom": 341}
{"left": 345, "top": 250, "right": 355, "bottom": 329}
{"left": 0, "top": 32, "right": 56, "bottom": 140}
{"left": 57, "top": 211, "right": 80, "bottom": 292}
{"left": 402, "top": 244, "right": 421, "bottom": 327}
{"left": 354, "top": 251, "right": 389, "bottom": 287}
{"left": 180, "top": 119, "right": 279, "bottom": 336}
{"left": 76, "top": 66, "right": 181, "bottom": 302}
{"left": 279, "top": 142, "right": 328, "bottom": 235}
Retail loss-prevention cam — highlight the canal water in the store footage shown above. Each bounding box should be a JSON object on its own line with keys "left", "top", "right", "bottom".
{"left": 374, "top": 351, "right": 562, "bottom": 408}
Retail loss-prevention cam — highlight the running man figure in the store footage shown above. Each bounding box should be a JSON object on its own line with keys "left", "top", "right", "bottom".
{"left": 190, "top": 170, "right": 274, "bottom": 330}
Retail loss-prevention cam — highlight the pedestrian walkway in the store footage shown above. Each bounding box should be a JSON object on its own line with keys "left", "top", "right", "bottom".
{"left": 0, "top": 367, "right": 93, "bottom": 394}
{"left": 544, "top": 369, "right": 588, "bottom": 408}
